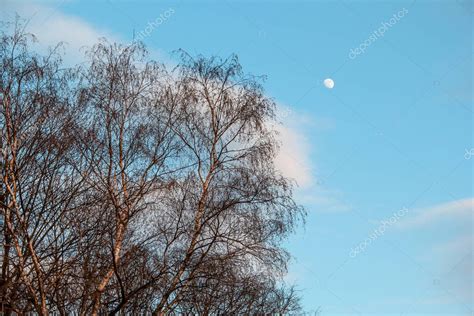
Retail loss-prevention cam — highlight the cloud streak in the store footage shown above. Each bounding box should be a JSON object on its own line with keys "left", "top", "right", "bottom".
{"left": 399, "top": 198, "right": 473, "bottom": 228}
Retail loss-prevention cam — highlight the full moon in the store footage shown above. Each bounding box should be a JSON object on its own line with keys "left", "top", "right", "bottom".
{"left": 323, "top": 78, "right": 335, "bottom": 89}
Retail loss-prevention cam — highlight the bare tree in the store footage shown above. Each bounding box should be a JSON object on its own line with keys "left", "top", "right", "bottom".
{"left": 149, "top": 52, "right": 304, "bottom": 315}
{"left": 0, "top": 19, "right": 305, "bottom": 315}
{"left": 0, "top": 19, "right": 84, "bottom": 314}
{"left": 70, "top": 40, "right": 183, "bottom": 315}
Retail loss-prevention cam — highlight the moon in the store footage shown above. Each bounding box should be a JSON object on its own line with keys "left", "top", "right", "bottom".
{"left": 323, "top": 78, "right": 335, "bottom": 89}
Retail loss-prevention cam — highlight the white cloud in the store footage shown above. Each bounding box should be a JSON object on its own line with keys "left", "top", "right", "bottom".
{"left": 399, "top": 198, "right": 473, "bottom": 228}
{"left": 274, "top": 123, "right": 313, "bottom": 188}
{"left": 2, "top": 1, "right": 119, "bottom": 63}
{"left": 271, "top": 106, "right": 351, "bottom": 212}
{"left": 2, "top": 1, "right": 174, "bottom": 68}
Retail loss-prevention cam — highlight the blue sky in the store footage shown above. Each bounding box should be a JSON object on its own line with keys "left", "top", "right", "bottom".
{"left": 3, "top": 0, "right": 472, "bottom": 314}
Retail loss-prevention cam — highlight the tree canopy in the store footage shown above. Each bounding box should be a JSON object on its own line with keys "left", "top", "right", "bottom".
{"left": 0, "top": 19, "right": 305, "bottom": 315}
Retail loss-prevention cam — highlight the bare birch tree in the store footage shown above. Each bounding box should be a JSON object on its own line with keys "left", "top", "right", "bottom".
{"left": 0, "top": 19, "right": 304, "bottom": 315}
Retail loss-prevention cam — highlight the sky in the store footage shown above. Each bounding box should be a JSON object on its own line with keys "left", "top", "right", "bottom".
{"left": 2, "top": 0, "right": 472, "bottom": 314}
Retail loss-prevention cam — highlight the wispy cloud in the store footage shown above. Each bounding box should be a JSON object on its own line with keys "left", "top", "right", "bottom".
{"left": 399, "top": 198, "right": 473, "bottom": 228}
{"left": 2, "top": 2, "right": 118, "bottom": 63}
{"left": 401, "top": 199, "right": 474, "bottom": 308}
{"left": 2, "top": 1, "right": 175, "bottom": 70}
{"left": 295, "top": 188, "right": 352, "bottom": 212}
